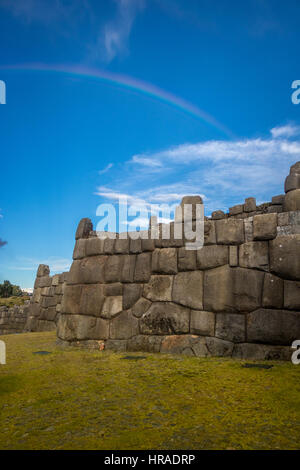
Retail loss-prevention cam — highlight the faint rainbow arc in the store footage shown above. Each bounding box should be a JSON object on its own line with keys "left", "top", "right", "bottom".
{"left": 0, "top": 63, "right": 234, "bottom": 138}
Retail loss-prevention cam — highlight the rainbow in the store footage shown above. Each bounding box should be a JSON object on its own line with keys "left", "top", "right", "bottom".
{"left": 0, "top": 63, "right": 234, "bottom": 138}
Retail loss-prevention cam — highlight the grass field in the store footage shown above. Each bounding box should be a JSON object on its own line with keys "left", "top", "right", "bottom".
{"left": 0, "top": 331, "right": 299, "bottom": 450}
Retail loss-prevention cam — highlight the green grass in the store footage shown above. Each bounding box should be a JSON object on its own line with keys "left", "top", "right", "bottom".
{"left": 0, "top": 331, "right": 299, "bottom": 450}
{"left": 0, "top": 296, "right": 30, "bottom": 308}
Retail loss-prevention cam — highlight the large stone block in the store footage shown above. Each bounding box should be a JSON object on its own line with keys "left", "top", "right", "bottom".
{"left": 284, "top": 161, "right": 300, "bottom": 193}
{"left": 205, "top": 337, "right": 234, "bottom": 357}
{"left": 73, "top": 239, "right": 86, "bottom": 260}
{"left": 105, "top": 255, "right": 124, "bottom": 283}
{"left": 232, "top": 343, "right": 291, "bottom": 361}
{"left": 115, "top": 237, "right": 130, "bottom": 254}
{"left": 270, "top": 235, "right": 300, "bottom": 280}
{"left": 37, "top": 264, "right": 50, "bottom": 277}
{"left": 67, "top": 260, "right": 82, "bottom": 285}
{"left": 101, "top": 296, "right": 123, "bottom": 319}
{"left": 121, "top": 255, "right": 136, "bottom": 282}
{"left": 61, "top": 285, "right": 82, "bottom": 314}
{"left": 123, "top": 283, "right": 142, "bottom": 309}
{"left": 229, "top": 204, "right": 243, "bottom": 216}
{"left": 57, "top": 314, "right": 109, "bottom": 341}
{"left": 253, "top": 213, "right": 277, "bottom": 240}
{"left": 127, "top": 335, "right": 163, "bottom": 353}
{"left": 140, "top": 302, "right": 190, "bottom": 335}
{"left": 215, "top": 218, "right": 244, "bottom": 245}
{"left": 103, "top": 237, "right": 115, "bottom": 254}
{"left": 75, "top": 218, "right": 93, "bottom": 240}
{"left": 109, "top": 310, "right": 139, "bottom": 339}
{"left": 283, "top": 189, "right": 300, "bottom": 211}
{"left": 262, "top": 273, "right": 283, "bottom": 308}
{"left": 134, "top": 252, "right": 152, "bottom": 282}
{"left": 172, "top": 271, "right": 203, "bottom": 309}
{"left": 85, "top": 237, "right": 104, "bottom": 256}
{"left": 178, "top": 247, "right": 197, "bottom": 271}
{"left": 152, "top": 248, "right": 178, "bottom": 274}
{"left": 204, "top": 220, "right": 216, "bottom": 245}
{"left": 104, "top": 283, "right": 123, "bottom": 296}
{"left": 204, "top": 265, "right": 264, "bottom": 312}
{"left": 284, "top": 280, "right": 300, "bottom": 309}
{"left": 131, "top": 298, "right": 152, "bottom": 318}
{"left": 37, "top": 276, "right": 52, "bottom": 288}
{"left": 247, "top": 308, "right": 300, "bottom": 345}
{"left": 215, "top": 313, "right": 245, "bottom": 343}
{"left": 190, "top": 310, "right": 215, "bottom": 336}
{"left": 197, "top": 245, "right": 228, "bottom": 269}
{"left": 239, "top": 241, "right": 269, "bottom": 271}
{"left": 244, "top": 197, "right": 256, "bottom": 212}
{"left": 160, "top": 335, "right": 201, "bottom": 356}
{"left": 229, "top": 246, "right": 238, "bottom": 266}
{"left": 79, "top": 256, "right": 107, "bottom": 284}
{"left": 144, "top": 275, "right": 173, "bottom": 302}
{"left": 79, "top": 284, "right": 105, "bottom": 316}
{"left": 180, "top": 195, "right": 203, "bottom": 221}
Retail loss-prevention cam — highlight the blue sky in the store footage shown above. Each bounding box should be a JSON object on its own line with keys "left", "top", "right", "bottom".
{"left": 0, "top": 0, "right": 300, "bottom": 288}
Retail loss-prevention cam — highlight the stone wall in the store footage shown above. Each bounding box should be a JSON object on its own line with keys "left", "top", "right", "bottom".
{"left": 25, "top": 265, "right": 67, "bottom": 332}
{"left": 54, "top": 162, "right": 300, "bottom": 360}
{"left": 0, "top": 302, "right": 30, "bottom": 335}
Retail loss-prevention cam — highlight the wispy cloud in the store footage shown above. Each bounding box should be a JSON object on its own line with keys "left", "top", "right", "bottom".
{"left": 90, "top": 0, "right": 146, "bottom": 62}
{"left": 95, "top": 125, "right": 300, "bottom": 215}
{"left": 99, "top": 163, "right": 114, "bottom": 175}
{"left": 9, "top": 257, "right": 71, "bottom": 273}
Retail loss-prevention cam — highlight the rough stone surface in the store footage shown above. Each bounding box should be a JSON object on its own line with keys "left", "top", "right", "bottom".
{"left": 244, "top": 197, "right": 256, "bottom": 212}
{"left": 197, "top": 245, "right": 228, "bottom": 269}
{"left": 262, "top": 273, "right": 283, "bottom": 308}
{"left": 140, "top": 302, "right": 190, "bottom": 335}
{"left": 190, "top": 310, "right": 215, "bottom": 336}
{"left": 284, "top": 189, "right": 300, "bottom": 212}
{"left": 152, "top": 248, "right": 178, "bottom": 274}
{"left": 253, "top": 213, "right": 277, "bottom": 240}
{"left": 216, "top": 219, "right": 244, "bottom": 245}
{"left": 123, "top": 284, "right": 142, "bottom": 309}
{"left": 239, "top": 241, "right": 269, "bottom": 271}
{"left": 247, "top": 308, "right": 300, "bottom": 345}
{"left": 284, "top": 280, "right": 300, "bottom": 309}
{"left": 144, "top": 275, "right": 173, "bottom": 302}
{"left": 172, "top": 271, "right": 203, "bottom": 309}
{"left": 215, "top": 313, "right": 245, "bottom": 343}
{"left": 109, "top": 310, "right": 139, "bottom": 339}
{"left": 270, "top": 235, "right": 300, "bottom": 280}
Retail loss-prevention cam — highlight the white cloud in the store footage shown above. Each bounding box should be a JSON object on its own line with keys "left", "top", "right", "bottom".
{"left": 271, "top": 124, "right": 300, "bottom": 138}
{"left": 99, "top": 163, "right": 114, "bottom": 175}
{"left": 95, "top": 0, "right": 145, "bottom": 62}
{"left": 9, "top": 257, "right": 72, "bottom": 273}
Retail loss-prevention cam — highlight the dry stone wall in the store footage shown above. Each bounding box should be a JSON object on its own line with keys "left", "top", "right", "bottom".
{"left": 54, "top": 163, "right": 300, "bottom": 360}
{"left": 26, "top": 265, "right": 67, "bottom": 332}
{"left": 0, "top": 302, "right": 30, "bottom": 335}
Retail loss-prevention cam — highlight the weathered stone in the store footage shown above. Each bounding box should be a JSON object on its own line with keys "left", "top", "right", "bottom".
{"left": 131, "top": 298, "right": 152, "bottom": 318}
{"left": 67, "top": 260, "right": 82, "bottom": 285}
{"left": 239, "top": 241, "right": 269, "bottom": 271}
{"left": 244, "top": 197, "right": 256, "bottom": 212}
{"left": 105, "top": 339, "right": 127, "bottom": 352}
{"left": 284, "top": 280, "right": 300, "bottom": 309}
{"left": 134, "top": 252, "right": 152, "bottom": 282}
{"left": 204, "top": 265, "right": 264, "bottom": 312}
{"left": 103, "top": 283, "right": 122, "bottom": 296}
{"left": 244, "top": 217, "right": 253, "bottom": 242}
{"left": 79, "top": 284, "right": 105, "bottom": 316}
{"left": 41, "top": 296, "right": 56, "bottom": 308}
{"left": 73, "top": 239, "right": 86, "bottom": 260}
{"left": 144, "top": 275, "right": 173, "bottom": 302}
{"left": 253, "top": 213, "right": 277, "bottom": 240}
{"left": 103, "top": 237, "right": 116, "bottom": 254}
{"left": 247, "top": 308, "right": 300, "bottom": 345}
{"left": 61, "top": 285, "right": 82, "bottom": 314}
{"left": 140, "top": 302, "right": 190, "bottom": 335}
{"left": 270, "top": 235, "right": 300, "bottom": 280}
{"left": 129, "top": 238, "right": 142, "bottom": 254}
{"left": 197, "top": 245, "right": 228, "bottom": 269}
{"left": 178, "top": 247, "right": 197, "bottom": 271}
{"left": 37, "top": 276, "right": 52, "bottom": 288}
{"left": 127, "top": 335, "right": 163, "bottom": 353}
{"left": 205, "top": 337, "right": 234, "bottom": 357}
{"left": 180, "top": 195, "right": 203, "bottom": 221}
{"left": 105, "top": 255, "right": 124, "bottom": 283}
{"left": 40, "top": 307, "right": 57, "bottom": 321}
{"left": 115, "top": 237, "right": 130, "bottom": 254}
{"left": 262, "top": 273, "right": 283, "bottom": 308}
{"left": 152, "top": 248, "right": 178, "bottom": 274}
{"left": 160, "top": 335, "right": 197, "bottom": 355}
{"left": 101, "top": 296, "right": 123, "bottom": 319}
{"left": 141, "top": 236, "right": 155, "bottom": 252}
{"left": 284, "top": 161, "right": 300, "bottom": 193}
{"left": 229, "top": 204, "right": 244, "bottom": 216}
{"left": 75, "top": 218, "right": 93, "bottom": 240}
{"left": 272, "top": 194, "right": 285, "bottom": 205}
{"left": 190, "top": 310, "right": 215, "bottom": 336}
{"left": 229, "top": 246, "right": 238, "bottom": 266}
{"left": 85, "top": 237, "right": 104, "bottom": 256}
{"left": 51, "top": 274, "right": 60, "bottom": 286}
{"left": 216, "top": 218, "right": 244, "bottom": 245}
{"left": 267, "top": 205, "right": 282, "bottom": 214}
{"left": 57, "top": 314, "right": 109, "bottom": 341}
{"left": 232, "top": 343, "right": 291, "bottom": 361}
{"left": 211, "top": 210, "right": 225, "bottom": 220}
{"left": 283, "top": 189, "right": 300, "bottom": 211}
{"left": 79, "top": 256, "right": 107, "bottom": 284}
{"left": 109, "top": 310, "right": 139, "bottom": 339}
{"left": 37, "top": 264, "right": 50, "bottom": 277}
{"left": 32, "top": 287, "right": 42, "bottom": 303}
{"left": 172, "top": 271, "right": 203, "bottom": 309}
{"left": 204, "top": 220, "right": 216, "bottom": 245}
{"left": 123, "top": 284, "right": 142, "bottom": 309}
{"left": 215, "top": 313, "right": 245, "bottom": 343}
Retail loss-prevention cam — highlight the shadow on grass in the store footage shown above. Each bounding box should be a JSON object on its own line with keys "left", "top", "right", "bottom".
{"left": 0, "top": 375, "right": 22, "bottom": 396}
